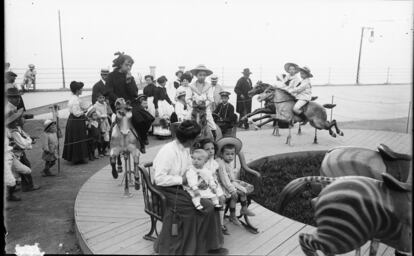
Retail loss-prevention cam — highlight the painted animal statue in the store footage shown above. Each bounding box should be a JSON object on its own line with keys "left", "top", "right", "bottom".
{"left": 253, "top": 85, "right": 343, "bottom": 145}
{"left": 109, "top": 98, "right": 141, "bottom": 185}
{"left": 191, "top": 100, "right": 222, "bottom": 141}
{"left": 320, "top": 144, "right": 412, "bottom": 183}
{"left": 277, "top": 171, "right": 412, "bottom": 256}
{"left": 242, "top": 81, "right": 333, "bottom": 144}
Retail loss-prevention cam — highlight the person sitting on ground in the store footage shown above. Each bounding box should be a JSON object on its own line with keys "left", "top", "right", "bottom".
{"left": 6, "top": 111, "right": 40, "bottom": 192}
{"left": 216, "top": 137, "right": 255, "bottom": 226}
{"left": 213, "top": 91, "right": 238, "bottom": 136}
{"left": 275, "top": 62, "right": 301, "bottom": 89}
{"left": 86, "top": 107, "right": 100, "bottom": 160}
{"left": 40, "top": 120, "right": 59, "bottom": 177}
{"left": 193, "top": 138, "right": 229, "bottom": 235}
{"left": 173, "top": 70, "right": 183, "bottom": 89}
{"left": 174, "top": 91, "right": 191, "bottom": 122}
{"left": 185, "top": 149, "right": 222, "bottom": 211}
{"left": 130, "top": 94, "right": 155, "bottom": 153}
{"left": 94, "top": 93, "right": 111, "bottom": 156}
{"left": 287, "top": 66, "right": 313, "bottom": 120}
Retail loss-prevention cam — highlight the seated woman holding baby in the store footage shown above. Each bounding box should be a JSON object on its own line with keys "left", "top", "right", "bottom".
{"left": 152, "top": 120, "right": 258, "bottom": 255}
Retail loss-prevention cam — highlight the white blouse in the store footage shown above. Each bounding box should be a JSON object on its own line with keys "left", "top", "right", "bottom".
{"left": 189, "top": 81, "right": 214, "bottom": 110}
{"left": 175, "top": 101, "right": 191, "bottom": 122}
{"left": 68, "top": 94, "right": 85, "bottom": 117}
{"left": 153, "top": 140, "right": 192, "bottom": 186}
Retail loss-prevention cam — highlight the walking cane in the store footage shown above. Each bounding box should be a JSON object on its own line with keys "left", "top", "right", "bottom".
{"left": 50, "top": 104, "right": 62, "bottom": 174}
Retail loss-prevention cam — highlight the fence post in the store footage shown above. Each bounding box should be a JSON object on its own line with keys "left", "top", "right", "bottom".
{"left": 385, "top": 67, "right": 390, "bottom": 84}
{"left": 406, "top": 101, "right": 412, "bottom": 134}
{"left": 330, "top": 95, "right": 334, "bottom": 122}
{"left": 327, "top": 67, "right": 331, "bottom": 84}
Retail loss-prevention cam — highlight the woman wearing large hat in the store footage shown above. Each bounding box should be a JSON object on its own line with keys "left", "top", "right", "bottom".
{"left": 286, "top": 66, "right": 313, "bottom": 119}
{"left": 188, "top": 64, "right": 218, "bottom": 139}
{"left": 62, "top": 81, "right": 90, "bottom": 164}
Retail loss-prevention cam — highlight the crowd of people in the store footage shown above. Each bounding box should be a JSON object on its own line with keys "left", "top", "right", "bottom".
{"left": 4, "top": 54, "right": 313, "bottom": 256}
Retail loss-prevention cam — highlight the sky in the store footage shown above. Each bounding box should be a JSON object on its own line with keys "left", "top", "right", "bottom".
{"left": 5, "top": 0, "right": 413, "bottom": 87}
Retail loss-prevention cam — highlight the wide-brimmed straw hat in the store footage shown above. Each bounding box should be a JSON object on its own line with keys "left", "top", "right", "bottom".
{"left": 190, "top": 65, "right": 213, "bottom": 76}
{"left": 6, "top": 108, "right": 24, "bottom": 125}
{"left": 216, "top": 136, "right": 243, "bottom": 154}
{"left": 284, "top": 62, "right": 299, "bottom": 73}
{"left": 298, "top": 66, "right": 313, "bottom": 78}
{"left": 43, "top": 119, "right": 56, "bottom": 131}
{"left": 242, "top": 68, "right": 252, "bottom": 75}
{"left": 86, "top": 106, "right": 96, "bottom": 117}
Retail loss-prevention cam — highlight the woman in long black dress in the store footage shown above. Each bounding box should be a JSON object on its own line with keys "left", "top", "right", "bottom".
{"left": 152, "top": 120, "right": 227, "bottom": 255}
{"left": 62, "top": 81, "right": 89, "bottom": 164}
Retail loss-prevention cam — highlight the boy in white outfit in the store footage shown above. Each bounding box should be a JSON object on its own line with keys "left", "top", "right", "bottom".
{"left": 287, "top": 66, "right": 313, "bottom": 119}
{"left": 185, "top": 149, "right": 221, "bottom": 210}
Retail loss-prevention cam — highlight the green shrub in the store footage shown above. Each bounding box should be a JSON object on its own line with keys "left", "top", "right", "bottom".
{"left": 247, "top": 152, "right": 325, "bottom": 226}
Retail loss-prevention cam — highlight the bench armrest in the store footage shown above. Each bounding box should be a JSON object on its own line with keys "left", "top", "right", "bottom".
{"left": 238, "top": 152, "right": 261, "bottom": 179}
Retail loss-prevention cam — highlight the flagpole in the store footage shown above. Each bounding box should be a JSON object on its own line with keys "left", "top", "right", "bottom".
{"left": 58, "top": 10, "right": 66, "bottom": 89}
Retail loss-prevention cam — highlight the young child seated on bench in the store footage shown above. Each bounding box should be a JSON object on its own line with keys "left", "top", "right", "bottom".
{"left": 216, "top": 137, "right": 255, "bottom": 226}
{"left": 185, "top": 149, "right": 222, "bottom": 211}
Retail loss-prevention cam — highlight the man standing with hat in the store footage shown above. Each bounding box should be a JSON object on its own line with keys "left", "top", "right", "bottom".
{"left": 213, "top": 91, "right": 237, "bottom": 136}
{"left": 234, "top": 68, "right": 253, "bottom": 129}
{"left": 92, "top": 68, "right": 110, "bottom": 104}
{"left": 210, "top": 74, "right": 223, "bottom": 112}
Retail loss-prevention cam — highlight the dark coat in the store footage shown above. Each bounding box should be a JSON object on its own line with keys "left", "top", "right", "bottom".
{"left": 213, "top": 102, "right": 237, "bottom": 125}
{"left": 234, "top": 77, "right": 253, "bottom": 114}
{"left": 104, "top": 70, "right": 138, "bottom": 111}
{"left": 130, "top": 100, "right": 155, "bottom": 141}
{"left": 143, "top": 83, "right": 158, "bottom": 108}
{"left": 91, "top": 80, "right": 105, "bottom": 104}
{"left": 154, "top": 86, "right": 173, "bottom": 108}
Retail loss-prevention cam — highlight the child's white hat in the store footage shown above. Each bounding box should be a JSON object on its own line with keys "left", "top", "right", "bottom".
{"left": 216, "top": 136, "right": 243, "bottom": 154}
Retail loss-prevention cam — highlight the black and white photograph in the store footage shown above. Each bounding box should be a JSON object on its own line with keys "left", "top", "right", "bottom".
{"left": 4, "top": 0, "right": 413, "bottom": 255}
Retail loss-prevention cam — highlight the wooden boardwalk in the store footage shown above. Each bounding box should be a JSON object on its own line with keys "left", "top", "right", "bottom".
{"left": 74, "top": 127, "right": 411, "bottom": 255}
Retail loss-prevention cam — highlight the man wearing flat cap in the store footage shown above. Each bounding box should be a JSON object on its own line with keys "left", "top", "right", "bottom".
{"left": 234, "top": 68, "right": 253, "bottom": 129}
{"left": 92, "top": 68, "right": 110, "bottom": 104}
{"left": 213, "top": 91, "right": 237, "bottom": 136}
{"left": 210, "top": 74, "right": 223, "bottom": 112}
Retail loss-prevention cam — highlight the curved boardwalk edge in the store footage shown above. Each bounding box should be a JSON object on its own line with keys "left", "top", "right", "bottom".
{"left": 74, "top": 127, "right": 411, "bottom": 255}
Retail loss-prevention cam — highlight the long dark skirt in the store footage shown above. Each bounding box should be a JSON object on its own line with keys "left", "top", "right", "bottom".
{"left": 154, "top": 186, "right": 224, "bottom": 255}
{"left": 62, "top": 114, "right": 89, "bottom": 163}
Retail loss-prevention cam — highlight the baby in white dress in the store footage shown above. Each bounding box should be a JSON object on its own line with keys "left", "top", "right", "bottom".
{"left": 185, "top": 149, "right": 221, "bottom": 210}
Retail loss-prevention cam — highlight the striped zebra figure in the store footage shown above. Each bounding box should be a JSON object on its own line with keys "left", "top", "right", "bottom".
{"left": 320, "top": 145, "right": 411, "bottom": 182}
{"left": 280, "top": 174, "right": 412, "bottom": 256}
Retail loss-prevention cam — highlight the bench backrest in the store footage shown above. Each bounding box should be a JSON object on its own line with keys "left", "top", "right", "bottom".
{"left": 138, "top": 163, "right": 166, "bottom": 222}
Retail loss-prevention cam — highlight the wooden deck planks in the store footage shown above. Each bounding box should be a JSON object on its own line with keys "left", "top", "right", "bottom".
{"left": 74, "top": 128, "right": 410, "bottom": 255}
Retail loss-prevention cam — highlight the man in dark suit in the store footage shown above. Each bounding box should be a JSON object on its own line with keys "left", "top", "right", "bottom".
{"left": 91, "top": 68, "right": 109, "bottom": 104}
{"left": 234, "top": 68, "right": 253, "bottom": 129}
{"left": 213, "top": 91, "right": 237, "bottom": 136}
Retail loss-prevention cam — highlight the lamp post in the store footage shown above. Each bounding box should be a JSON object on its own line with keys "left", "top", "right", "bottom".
{"left": 356, "top": 27, "right": 374, "bottom": 85}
